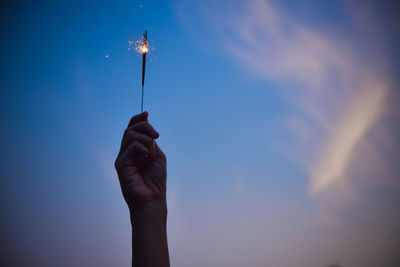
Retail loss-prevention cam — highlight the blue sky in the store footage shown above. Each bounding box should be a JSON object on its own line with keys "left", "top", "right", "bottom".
{"left": 1, "top": 1, "right": 399, "bottom": 266}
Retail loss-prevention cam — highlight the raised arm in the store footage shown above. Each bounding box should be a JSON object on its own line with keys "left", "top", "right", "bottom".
{"left": 115, "top": 111, "right": 170, "bottom": 267}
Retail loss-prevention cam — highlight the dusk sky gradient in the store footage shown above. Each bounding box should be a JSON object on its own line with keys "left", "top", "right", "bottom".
{"left": 1, "top": 1, "right": 399, "bottom": 266}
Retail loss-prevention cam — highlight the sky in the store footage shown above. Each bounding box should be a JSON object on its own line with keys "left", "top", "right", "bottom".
{"left": 0, "top": 0, "right": 399, "bottom": 266}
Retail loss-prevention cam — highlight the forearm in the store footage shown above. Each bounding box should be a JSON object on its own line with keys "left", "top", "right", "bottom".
{"left": 130, "top": 201, "right": 170, "bottom": 267}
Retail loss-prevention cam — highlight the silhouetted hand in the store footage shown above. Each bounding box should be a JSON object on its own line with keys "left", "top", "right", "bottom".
{"left": 115, "top": 112, "right": 170, "bottom": 266}
{"left": 115, "top": 111, "right": 167, "bottom": 211}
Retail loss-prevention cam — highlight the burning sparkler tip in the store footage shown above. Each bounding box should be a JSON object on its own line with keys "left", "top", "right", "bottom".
{"left": 127, "top": 30, "right": 150, "bottom": 55}
{"left": 141, "top": 30, "right": 147, "bottom": 112}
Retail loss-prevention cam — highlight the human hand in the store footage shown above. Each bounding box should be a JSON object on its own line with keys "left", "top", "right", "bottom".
{"left": 115, "top": 112, "right": 167, "bottom": 211}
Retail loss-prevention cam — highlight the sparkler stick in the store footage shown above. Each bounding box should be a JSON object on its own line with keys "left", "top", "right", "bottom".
{"left": 141, "top": 30, "right": 148, "bottom": 113}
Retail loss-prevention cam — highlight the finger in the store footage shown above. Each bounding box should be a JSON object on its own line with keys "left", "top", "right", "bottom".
{"left": 117, "top": 140, "right": 150, "bottom": 168}
{"left": 127, "top": 111, "right": 148, "bottom": 128}
{"left": 119, "top": 131, "right": 155, "bottom": 157}
{"left": 117, "top": 112, "right": 149, "bottom": 157}
{"left": 126, "top": 121, "right": 159, "bottom": 139}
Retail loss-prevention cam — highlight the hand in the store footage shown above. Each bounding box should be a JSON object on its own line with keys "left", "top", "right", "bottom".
{"left": 115, "top": 112, "right": 167, "bottom": 211}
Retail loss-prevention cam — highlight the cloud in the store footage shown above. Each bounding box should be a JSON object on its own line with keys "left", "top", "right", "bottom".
{"left": 310, "top": 80, "right": 388, "bottom": 193}
{"left": 174, "top": 1, "right": 400, "bottom": 265}
{"left": 179, "top": 0, "right": 395, "bottom": 195}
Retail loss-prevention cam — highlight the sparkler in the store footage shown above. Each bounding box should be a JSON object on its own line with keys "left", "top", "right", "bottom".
{"left": 127, "top": 30, "right": 150, "bottom": 112}
{"left": 141, "top": 30, "right": 148, "bottom": 113}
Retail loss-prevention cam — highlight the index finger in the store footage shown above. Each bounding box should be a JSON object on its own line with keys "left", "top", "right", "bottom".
{"left": 127, "top": 111, "right": 148, "bottom": 128}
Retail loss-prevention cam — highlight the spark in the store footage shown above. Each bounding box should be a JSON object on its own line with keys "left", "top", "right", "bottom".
{"left": 128, "top": 39, "right": 150, "bottom": 54}
{"left": 128, "top": 31, "right": 154, "bottom": 112}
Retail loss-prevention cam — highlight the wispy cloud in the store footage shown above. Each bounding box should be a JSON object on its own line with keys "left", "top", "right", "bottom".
{"left": 178, "top": 0, "right": 395, "bottom": 195}
{"left": 174, "top": 1, "right": 400, "bottom": 265}
{"left": 310, "top": 80, "right": 387, "bottom": 193}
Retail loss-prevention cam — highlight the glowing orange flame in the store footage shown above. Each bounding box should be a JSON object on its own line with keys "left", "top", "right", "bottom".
{"left": 128, "top": 39, "right": 150, "bottom": 54}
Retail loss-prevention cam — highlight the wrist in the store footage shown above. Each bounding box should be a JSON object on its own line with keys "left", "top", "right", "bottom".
{"left": 130, "top": 200, "right": 170, "bottom": 267}
{"left": 130, "top": 200, "right": 167, "bottom": 226}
